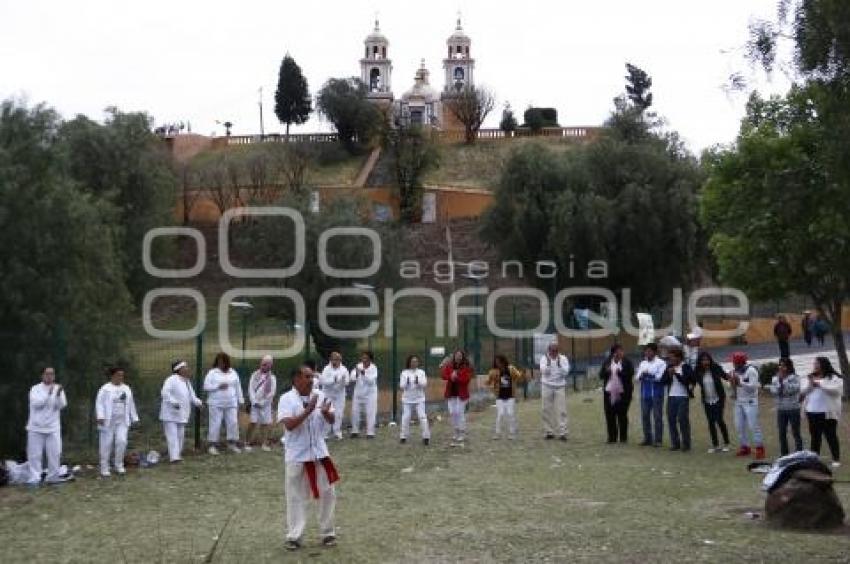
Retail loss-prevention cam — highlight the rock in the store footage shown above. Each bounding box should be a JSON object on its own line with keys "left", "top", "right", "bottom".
{"left": 765, "top": 469, "right": 845, "bottom": 530}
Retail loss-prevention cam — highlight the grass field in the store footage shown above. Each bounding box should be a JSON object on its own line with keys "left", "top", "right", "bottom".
{"left": 3, "top": 391, "right": 850, "bottom": 563}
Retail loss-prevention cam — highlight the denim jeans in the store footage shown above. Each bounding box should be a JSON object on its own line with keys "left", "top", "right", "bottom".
{"left": 777, "top": 409, "right": 803, "bottom": 456}
{"left": 667, "top": 396, "right": 691, "bottom": 450}
{"left": 734, "top": 400, "right": 763, "bottom": 447}
{"left": 641, "top": 395, "right": 664, "bottom": 444}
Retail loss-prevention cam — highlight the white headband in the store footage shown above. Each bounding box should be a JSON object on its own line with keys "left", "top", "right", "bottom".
{"left": 173, "top": 361, "right": 188, "bottom": 372}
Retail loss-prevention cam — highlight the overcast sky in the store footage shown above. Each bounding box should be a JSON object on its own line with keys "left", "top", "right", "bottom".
{"left": 1, "top": 0, "right": 792, "bottom": 153}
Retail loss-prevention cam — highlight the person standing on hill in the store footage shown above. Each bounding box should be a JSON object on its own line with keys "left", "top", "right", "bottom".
{"left": 278, "top": 365, "right": 339, "bottom": 551}
{"left": 599, "top": 344, "right": 634, "bottom": 444}
{"left": 160, "top": 360, "right": 203, "bottom": 463}
{"left": 538, "top": 342, "right": 570, "bottom": 441}
{"left": 802, "top": 311, "right": 814, "bottom": 347}
{"left": 773, "top": 315, "right": 792, "bottom": 359}
{"left": 204, "top": 352, "right": 245, "bottom": 455}
{"left": 766, "top": 357, "right": 803, "bottom": 456}
{"left": 664, "top": 348, "right": 695, "bottom": 452}
{"left": 26, "top": 366, "right": 70, "bottom": 485}
{"left": 636, "top": 343, "right": 667, "bottom": 447}
{"left": 247, "top": 355, "right": 277, "bottom": 452}
{"left": 95, "top": 367, "right": 139, "bottom": 477}
{"left": 319, "top": 351, "right": 348, "bottom": 440}
{"left": 399, "top": 355, "right": 430, "bottom": 445}
{"left": 349, "top": 351, "right": 378, "bottom": 438}
{"left": 814, "top": 315, "right": 829, "bottom": 346}
{"left": 487, "top": 355, "right": 525, "bottom": 440}
{"left": 694, "top": 351, "right": 731, "bottom": 453}
{"left": 442, "top": 349, "right": 473, "bottom": 446}
{"left": 729, "top": 352, "right": 766, "bottom": 459}
{"left": 800, "top": 357, "right": 843, "bottom": 468}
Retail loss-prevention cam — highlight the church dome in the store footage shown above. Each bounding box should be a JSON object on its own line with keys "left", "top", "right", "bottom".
{"left": 447, "top": 17, "right": 470, "bottom": 45}
{"left": 402, "top": 61, "right": 439, "bottom": 102}
{"left": 365, "top": 19, "right": 388, "bottom": 45}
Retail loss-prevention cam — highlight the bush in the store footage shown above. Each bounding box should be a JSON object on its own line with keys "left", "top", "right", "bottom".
{"left": 523, "top": 107, "right": 559, "bottom": 131}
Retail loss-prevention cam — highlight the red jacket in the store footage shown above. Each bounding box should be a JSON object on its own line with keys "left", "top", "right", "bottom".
{"left": 441, "top": 363, "right": 473, "bottom": 400}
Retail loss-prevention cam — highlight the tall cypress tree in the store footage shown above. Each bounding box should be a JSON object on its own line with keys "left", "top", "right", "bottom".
{"left": 274, "top": 54, "right": 312, "bottom": 139}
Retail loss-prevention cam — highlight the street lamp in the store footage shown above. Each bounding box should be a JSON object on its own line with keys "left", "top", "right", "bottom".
{"left": 229, "top": 300, "right": 254, "bottom": 378}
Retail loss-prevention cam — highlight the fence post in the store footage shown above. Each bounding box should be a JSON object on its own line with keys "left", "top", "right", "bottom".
{"left": 194, "top": 331, "right": 203, "bottom": 450}
{"left": 391, "top": 312, "right": 398, "bottom": 423}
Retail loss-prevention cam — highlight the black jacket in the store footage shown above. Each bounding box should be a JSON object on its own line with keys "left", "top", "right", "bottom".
{"left": 599, "top": 357, "right": 635, "bottom": 404}
{"left": 694, "top": 362, "right": 728, "bottom": 404}
{"left": 661, "top": 362, "right": 696, "bottom": 398}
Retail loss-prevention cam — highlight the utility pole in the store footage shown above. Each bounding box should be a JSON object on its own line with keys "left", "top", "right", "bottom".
{"left": 258, "top": 86, "right": 265, "bottom": 139}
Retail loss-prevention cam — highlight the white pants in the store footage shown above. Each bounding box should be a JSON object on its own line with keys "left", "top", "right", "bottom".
{"left": 447, "top": 397, "right": 467, "bottom": 439}
{"left": 208, "top": 405, "right": 239, "bottom": 442}
{"left": 250, "top": 404, "right": 273, "bottom": 425}
{"left": 285, "top": 462, "right": 336, "bottom": 542}
{"left": 541, "top": 385, "right": 568, "bottom": 436}
{"left": 734, "top": 401, "right": 763, "bottom": 447}
{"left": 99, "top": 421, "right": 129, "bottom": 471}
{"left": 401, "top": 401, "right": 430, "bottom": 440}
{"left": 26, "top": 430, "right": 61, "bottom": 484}
{"left": 324, "top": 390, "right": 346, "bottom": 438}
{"left": 163, "top": 421, "right": 186, "bottom": 461}
{"left": 495, "top": 398, "right": 517, "bottom": 437}
{"left": 351, "top": 392, "right": 377, "bottom": 436}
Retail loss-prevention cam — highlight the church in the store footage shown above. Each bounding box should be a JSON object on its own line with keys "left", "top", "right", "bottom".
{"left": 358, "top": 17, "right": 475, "bottom": 131}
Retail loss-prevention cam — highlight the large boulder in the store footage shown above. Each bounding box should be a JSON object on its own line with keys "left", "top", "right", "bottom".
{"left": 765, "top": 468, "right": 845, "bottom": 530}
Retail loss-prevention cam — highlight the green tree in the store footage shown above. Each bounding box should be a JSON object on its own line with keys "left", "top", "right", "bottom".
{"left": 625, "top": 63, "right": 653, "bottom": 111}
{"left": 523, "top": 107, "right": 545, "bottom": 132}
{"left": 274, "top": 54, "right": 312, "bottom": 140}
{"left": 316, "top": 78, "right": 383, "bottom": 154}
{"left": 383, "top": 124, "right": 440, "bottom": 223}
{"left": 444, "top": 85, "right": 495, "bottom": 144}
{"left": 0, "top": 100, "right": 131, "bottom": 456}
{"left": 701, "top": 86, "right": 850, "bottom": 379}
{"left": 59, "top": 109, "right": 177, "bottom": 303}
{"left": 482, "top": 103, "right": 703, "bottom": 310}
{"left": 233, "top": 192, "right": 398, "bottom": 360}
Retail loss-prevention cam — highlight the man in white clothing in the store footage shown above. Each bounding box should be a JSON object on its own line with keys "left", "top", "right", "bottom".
{"left": 349, "top": 352, "right": 378, "bottom": 438}
{"left": 318, "top": 352, "right": 348, "bottom": 440}
{"left": 538, "top": 342, "right": 570, "bottom": 440}
{"left": 26, "top": 366, "right": 69, "bottom": 485}
{"left": 95, "top": 367, "right": 140, "bottom": 477}
{"left": 247, "top": 355, "right": 277, "bottom": 452}
{"left": 399, "top": 355, "right": 430, "bottom": 445}
{"left": 278, "top": 365, "right": 339, "bottom": 551}
{"left": 160, "top": 360, "right": 203, "bottom": 462}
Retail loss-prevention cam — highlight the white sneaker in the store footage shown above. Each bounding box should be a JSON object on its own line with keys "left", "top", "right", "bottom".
{"left": 228, "top": 444, "right": 242, "bottom": 454}
{"left": 707, "top": 447, "right": 719, "bottom": 454}
{"left": 831, "top": 461, "right": 841, "bottom": 468}
{"left": 100, "top": 469, "right": 111, "bottom": 478}
{"left": 243, "top": 445, "right": 253, "bottom": 453}
{"left": 492, "top": 435, "right": 501, "bottom": 440}
{"left": 721, "top": 445, "right": 731, "bottom": 452}
{"left": 208, "top": 446, "right": 220, "bottom": 456}
{"left": 261, "top": 444, "right": 272, "bottom": 452}
{"left": 115, "top": 467, "right": 126, "bottom": 475}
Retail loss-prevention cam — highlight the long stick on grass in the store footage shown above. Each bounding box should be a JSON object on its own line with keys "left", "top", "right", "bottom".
{"left": 203, "top": 508, "right": 238, "bottom": 564}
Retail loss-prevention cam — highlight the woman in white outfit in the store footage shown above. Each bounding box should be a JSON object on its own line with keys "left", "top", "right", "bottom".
{"left": 204, "top": 352, "right": 245, "bottom": 454}
{"left": 95, "top": 367, "right": 139, "bottom": 477}
{"left": 160, "top": 360, "right": 203, "bottom": 462}
{"left": 319, "top": 351, "right": 348, "bottom": 440}
{"left": 399, "top": 355, "right": 430, "bottom": 445}
{"left": 349, "top": 352, "right": 378, "bottom": 438}
{"left": 247, "top": 355, "right": 277, "bottom": 452}
{"left": 26, "top": 366, "right": 69, "bottom": 485}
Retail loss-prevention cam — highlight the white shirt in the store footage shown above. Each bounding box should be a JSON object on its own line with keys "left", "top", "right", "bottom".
{"left": 160, "top": 374, "right": 202, "bottom": 423}
{"left": 277, "top": 389, "right": 332, "bottom": 463}
{"left": 248, "top": 370, "right": 277, "bottom": 407}
{"left": 801, "top": 375, "right": 844, "bottom": 419}
{"left": 319, "top": 364, "right": 349, "bottom": 395}
{"left": 350, "top": 362, "right": 378, "bottom": 397}
{"left": 400, "top": 368, "right": 427, "bottom": 403}
{"left": 539, "top": 354, "right": 570, "bottom": 387}
{"left": 95, "top": 382, "right": 139, "bottom": 427}
{"left": 203, "top": 368, "right": 245, "bottom": 408}
{"left": 732, "top": 366, "right": 760, "bottom": 403}
{"left": 636, "top": 357, "right": 667, "bottom": 382}
{"left": 668, "top": 364, "right": 689, "bottom": 398}
{"left": 26, "top": 382, "right": 67, "bottom": 434}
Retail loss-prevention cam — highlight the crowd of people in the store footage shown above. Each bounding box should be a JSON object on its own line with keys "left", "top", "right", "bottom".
{"left": 21, "top": 335, "right": 846, "bottom": 549}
